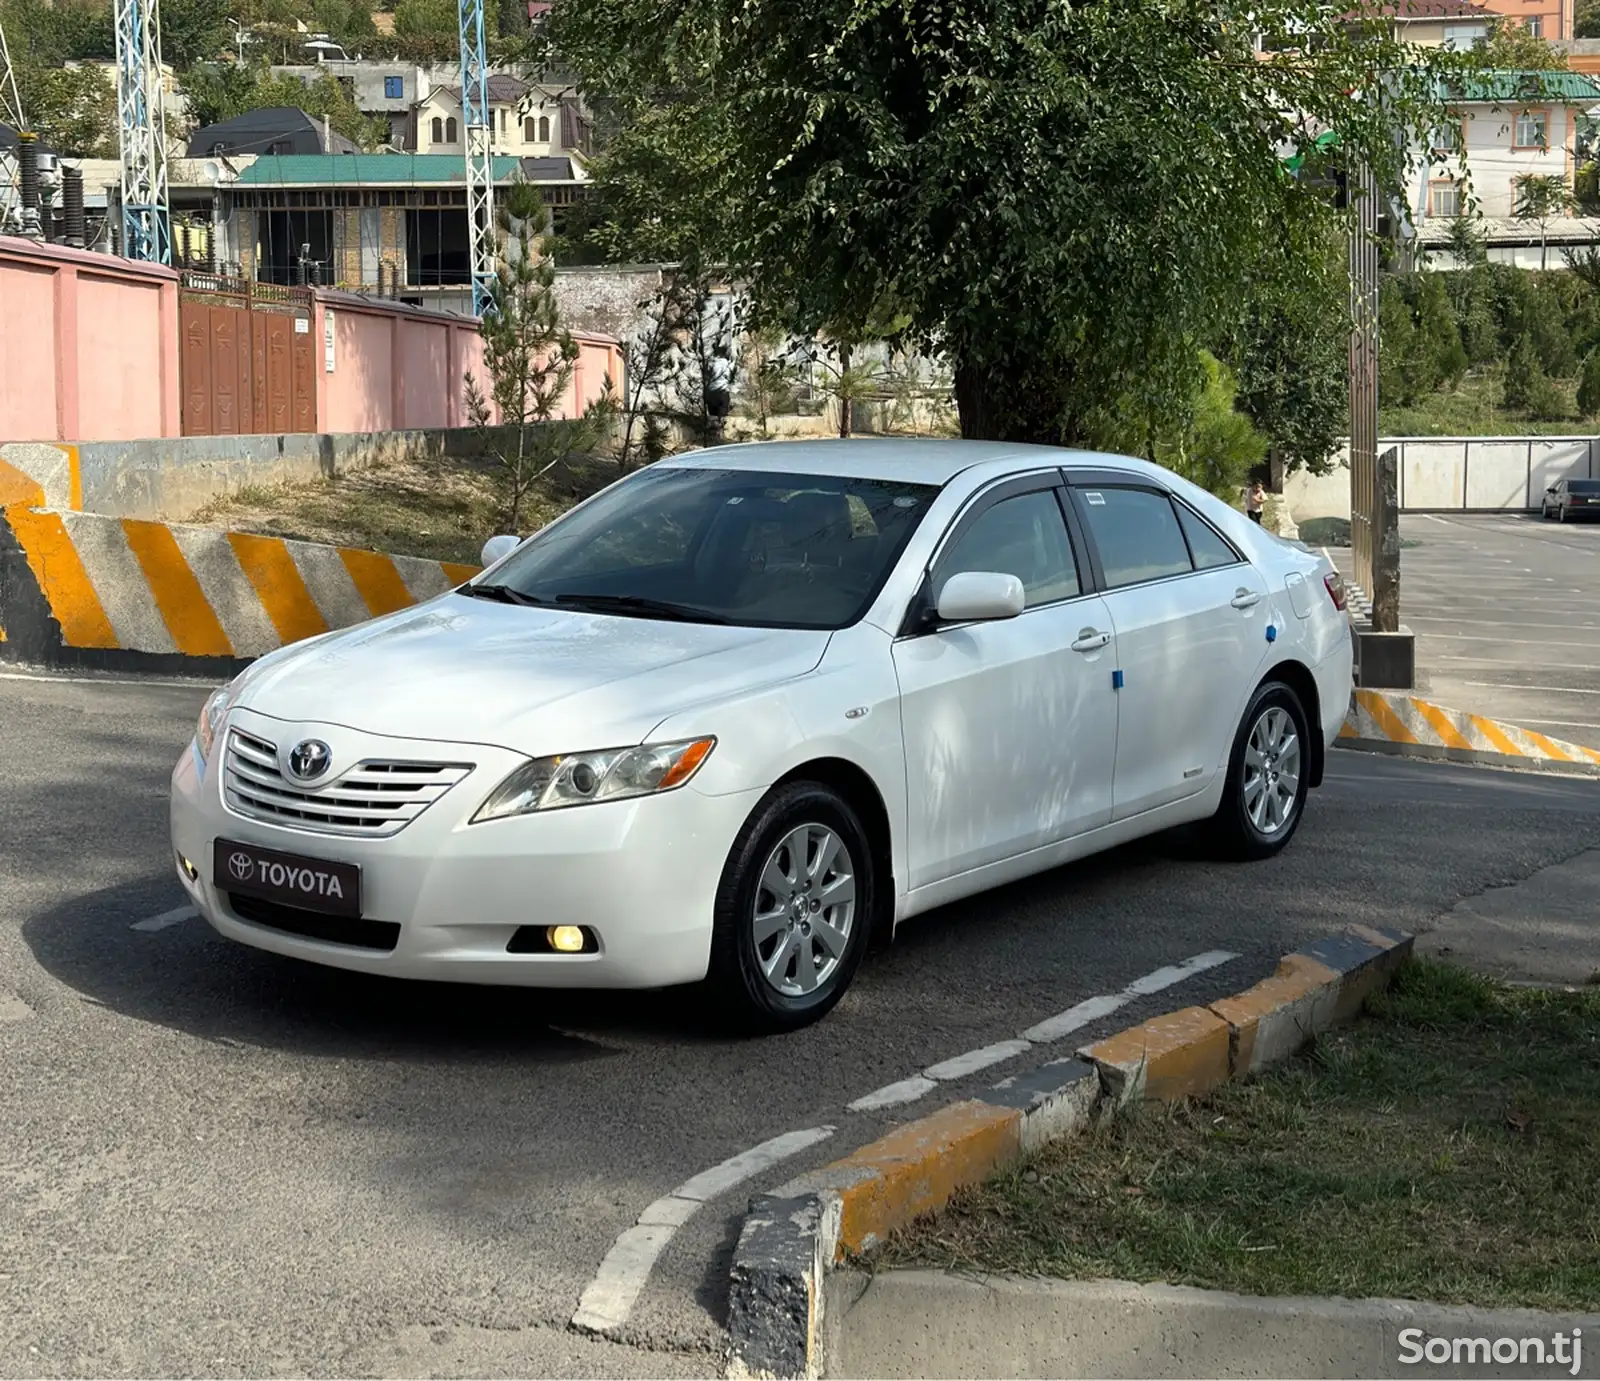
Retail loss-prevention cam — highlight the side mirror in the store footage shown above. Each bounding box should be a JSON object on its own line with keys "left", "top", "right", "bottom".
{"left": 935, "top": 570, "right": 1026, "bottom": 624}
{"left": 480, "top": 534, "right": 520, "bottom": 567}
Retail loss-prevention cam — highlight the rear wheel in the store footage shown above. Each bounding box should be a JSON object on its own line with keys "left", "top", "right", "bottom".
{"left": 703, "top": 782, "right": 875, "bottom": 1032}
{"left": 1209, "top": 682, "right": 1311, "bottom": 860}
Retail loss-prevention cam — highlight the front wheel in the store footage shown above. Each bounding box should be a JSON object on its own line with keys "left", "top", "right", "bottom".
{"left": 703, "top": 782, "right": 875, "bottom": 1032}
{"left": 1208, "top": 682, "right": 1311, "bottom": 861}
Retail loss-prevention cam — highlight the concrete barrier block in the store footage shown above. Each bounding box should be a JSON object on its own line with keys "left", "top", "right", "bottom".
{"left": 1208, "top": 953, "right": 1341, "bottom": 1075}
{"left": 1079, "top": 1006, "right": 1233, "bottom": 1106}
{"left": 830, "top": 1101, "right": 1022, "bottom": 1258}
{"left": 727, "top": 1191, "right": 840, "bottom": 1380}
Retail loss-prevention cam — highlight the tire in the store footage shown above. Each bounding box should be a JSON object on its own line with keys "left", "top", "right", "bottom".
{"left": 1209, "top": 681, "right": 1311, "bottom": 861}
{"left": 703, "top": 781, "right": 875, "bottom": 1032}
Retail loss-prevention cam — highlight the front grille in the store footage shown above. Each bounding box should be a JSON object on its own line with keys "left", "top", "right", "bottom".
{"left": 227, "top": 893, "right": 401, "bottom": 952}
{"left": 223, "top": 728, "right": 473, "bottom": 838}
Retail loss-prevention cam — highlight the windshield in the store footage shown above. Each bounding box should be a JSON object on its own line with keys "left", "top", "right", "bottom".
{"left": 1569, "top": 479, "right": 1600, "bottom": 494}
{"left": 470, "top": 466, "right": 941, "bottom": 629}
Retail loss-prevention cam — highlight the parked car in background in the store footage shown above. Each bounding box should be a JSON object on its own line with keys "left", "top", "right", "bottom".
{"left": 170, "top": 440, "right": 1354, "bottom": 1032}
{"left": 1541, "top": 478, "right": 1600, "bottom": 521}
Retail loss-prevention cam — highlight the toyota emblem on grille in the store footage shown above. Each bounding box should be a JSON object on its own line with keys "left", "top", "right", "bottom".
{"left": 288, "top": 739, "right": 332, "bottom": 781}
{"left": 228, "top": 851, "right": 255, "bottom": 881}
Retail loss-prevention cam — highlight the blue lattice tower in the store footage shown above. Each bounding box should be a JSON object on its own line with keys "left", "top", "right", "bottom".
{"left": 113, "top": 0, "right": 170, "bottom": 263}
{"left": 458, "top": 0, "right": 496, "bottom": 316}
{"left": 0, "top": 18, "right": 23, "bottom": 230}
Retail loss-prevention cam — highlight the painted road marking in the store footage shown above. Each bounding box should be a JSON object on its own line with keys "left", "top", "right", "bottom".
{"left": 131, "top": 905, "right": 197, "bottom": 932}
{"left": 569, "top": 1125, "right": 834, "bottom": 1337}
{"left": 846, "top": 1075, "right": 939, "bottom": 1111}
{"left": 922, "top": 1039, "right": 1034, "bottom": 1081}
{"left": 844, "top": 948, "right": 1238, "bottom": 1112}
{"left": 573, "top": 949, "right": 1241, "bottom": 1335}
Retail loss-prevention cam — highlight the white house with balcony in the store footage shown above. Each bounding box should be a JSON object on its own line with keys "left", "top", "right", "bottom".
{"left": 413, "top": 73, "right": 594, "bottom": 162}
{"left": 1405, "top": 69, "right": 1600, "bottom": 266}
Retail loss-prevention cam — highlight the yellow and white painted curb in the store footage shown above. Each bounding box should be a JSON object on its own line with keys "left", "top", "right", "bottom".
{"left": 727, "top": 927, "right": 1413, "bottom": 1379}
{"left": 1, "top": 461, "right": 479, "bottom": 667}
{"left": 1340, "top": 688, "right": 1600, "bottom": 774}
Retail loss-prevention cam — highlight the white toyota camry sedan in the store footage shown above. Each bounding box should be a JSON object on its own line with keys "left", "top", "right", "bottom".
{"left": 170, "top": 439, "right": 1353, "bottom": 1031}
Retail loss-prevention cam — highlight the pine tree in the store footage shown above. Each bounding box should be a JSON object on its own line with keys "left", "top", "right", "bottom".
{"left": 464, "top": 182, "right": 616, "bottom": 531}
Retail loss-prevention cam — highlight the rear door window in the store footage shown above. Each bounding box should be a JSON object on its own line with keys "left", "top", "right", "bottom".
{"left": 1078, "top": 488, "right": 1193, "bottom": 588}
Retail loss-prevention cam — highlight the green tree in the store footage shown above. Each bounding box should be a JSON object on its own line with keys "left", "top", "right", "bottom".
{"left": 1503, "top": 331, "right": 1543, "bottom": 411}
{"left": 158, "top": 0, "right": 232, "bottom": 67}
{"left": 1476, "top": 17, "right": 1569, "bottom": 70}
{"left": 1230, "top": 241, "right": 1347, "bottom": 479}
{"left": 1513, "top": 174, "right": 1575, "bottom": 271}
{"left": 465, "top": 182, "right": 618, "bottom": 530}
{"left": 548, "top": 0, "right": 1467, "bottom": 446}
{"left": 1150, "top": 352, "right": 1268, "bottom": 500}
{"left": 1577, "top": 350, "right": 1600, "bottom": 418}
{"left": 15, "top": 64, "right": 116, "bottom": 157}
{"left": 394, "top": 0, "right": 457, "bottom": 37}
{"left": 1581, "top": 0, "right": 1600, "bottom": 38}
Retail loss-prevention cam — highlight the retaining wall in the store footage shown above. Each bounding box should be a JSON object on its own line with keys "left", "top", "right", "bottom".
{"left": 0, "top": 492, "right": 480, "bottom": 669}
{"left": 0, "top": 427, "right": 537, "bottom": 522}
{"left": 1286, "top": 435, "right": 1600, "bottom": 521}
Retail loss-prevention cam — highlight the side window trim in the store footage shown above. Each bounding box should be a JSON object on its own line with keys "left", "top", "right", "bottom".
{"left": 897, "top": 473, "right": 1084, "bottom": 637}
{"left": 1064, "top": 479, "right": 1201, "bottom": 593}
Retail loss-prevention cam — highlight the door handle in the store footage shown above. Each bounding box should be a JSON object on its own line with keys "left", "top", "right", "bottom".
{"left": 1230, "top": 589, "right": 1263, "bottom": 610}
{"left": 1071, "top": 629, "right": 1111, "bottom": 652}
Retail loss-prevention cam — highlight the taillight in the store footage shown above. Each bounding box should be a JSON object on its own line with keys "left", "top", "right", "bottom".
{"left": 1323, "top": 572, "right": 1347, "bottom": 611}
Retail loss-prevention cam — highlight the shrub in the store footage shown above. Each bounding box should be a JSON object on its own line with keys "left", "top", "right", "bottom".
{"left": 1577, "top": 350, "right": 1600, "bottom": 418}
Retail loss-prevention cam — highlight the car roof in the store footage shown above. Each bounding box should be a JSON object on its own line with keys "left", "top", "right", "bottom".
{"left": 655, "top": 438, "right": 1151, "bottom": 487}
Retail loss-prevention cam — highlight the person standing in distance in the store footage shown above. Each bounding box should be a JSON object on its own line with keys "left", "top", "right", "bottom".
{"left": 1246, "top": 479, "right": 1266, "bottom": 525}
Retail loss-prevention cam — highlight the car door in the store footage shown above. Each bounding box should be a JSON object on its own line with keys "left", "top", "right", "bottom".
{"left": 892, "top": 478, "right": 1119, "bottom": 891}
{"left": 1066, "top": 478, "right": 1268, "bottom": 822}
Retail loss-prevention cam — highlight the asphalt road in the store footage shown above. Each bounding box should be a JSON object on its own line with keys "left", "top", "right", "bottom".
{"left": 1387, "top": 513, "right": 1600, "bottom": 750}
{"left": 3, "top": 667, "right": 1599, "bottom": 1378}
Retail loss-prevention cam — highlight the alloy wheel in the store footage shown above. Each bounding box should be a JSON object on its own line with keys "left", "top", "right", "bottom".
{"left": 1242, "top": 705, "right": 1302, "bottom": 837}
{"left": 750, "top": 823, "right": 857, "bottom": 997}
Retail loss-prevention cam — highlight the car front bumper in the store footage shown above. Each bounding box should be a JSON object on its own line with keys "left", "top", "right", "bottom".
{"left": 169, "top": 708, "right": 762, "bottom": 988}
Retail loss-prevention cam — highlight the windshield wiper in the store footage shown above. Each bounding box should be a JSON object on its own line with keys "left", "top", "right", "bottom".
{"left": 554, "top": 593, "right": 730, "bottom": 624}
{"left": 457, "top": 583, "right": 551, "bottom": 607}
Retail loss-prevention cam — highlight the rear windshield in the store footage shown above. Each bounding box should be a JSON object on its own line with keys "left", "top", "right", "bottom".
{"left": 473, "top": 466, "right": 940, "bottom": 629}
{"left": 1568, "top": 479, "right": 1600, "bottom": 494}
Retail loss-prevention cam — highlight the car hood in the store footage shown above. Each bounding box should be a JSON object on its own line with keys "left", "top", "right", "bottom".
{"left": 235, "top": 594, "right": 831, "bottom": 755}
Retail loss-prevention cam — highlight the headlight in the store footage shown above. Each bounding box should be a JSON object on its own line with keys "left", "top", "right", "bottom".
{"left": 194, "top": 681, "right": 237, "bottom": 764}
{"left": 471, "top": 737, "right": 716, "bottom": 822}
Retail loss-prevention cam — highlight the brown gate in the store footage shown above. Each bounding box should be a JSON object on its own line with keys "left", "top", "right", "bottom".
{"left": 179, "top": 273, "right": 318, "bottom": 437}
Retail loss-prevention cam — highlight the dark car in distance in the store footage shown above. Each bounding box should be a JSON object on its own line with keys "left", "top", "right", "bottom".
{"left": 1540, "top": 478, "right": 1600, "bottom": 521}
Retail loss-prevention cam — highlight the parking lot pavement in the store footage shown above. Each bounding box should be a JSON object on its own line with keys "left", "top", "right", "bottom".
{"left": 1377, "top": 513, "right": 1600, "bottom": 750}
{"left": 4, "top": 669, "right": 1600, "bottom": 1377}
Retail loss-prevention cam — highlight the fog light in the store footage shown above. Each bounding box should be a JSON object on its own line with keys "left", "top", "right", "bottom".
{"left": 177, "top": 852, "right": 198, "bottom": 881}
{"left": 548, "top": 925, "right": 585, "bottom": 953}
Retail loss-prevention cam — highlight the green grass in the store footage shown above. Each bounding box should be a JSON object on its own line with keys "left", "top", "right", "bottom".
{"left": 879, "top": 961, "right": 1600, "bottom": 1311}
{"left": 1381, "top": 372, "right": 1586, "bottom": 437}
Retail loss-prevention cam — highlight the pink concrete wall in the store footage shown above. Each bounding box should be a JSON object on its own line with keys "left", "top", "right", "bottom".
{"left": 313, "top": 291, "right": 620, "bottom": 435}
{"left": 0, "top": 236, "right": 180, "bottom": 443}
{"left": 0, "top": 244, "right": 620, "bottom": 446}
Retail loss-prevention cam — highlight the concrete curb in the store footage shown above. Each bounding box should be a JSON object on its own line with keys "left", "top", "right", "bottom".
{"left": 0, "top": 491, "right": 478, "bottom": 671}
{"left": 826, "top": 1272, "right": 1600, "bottom": 1380}
{"left": 725, "top": 927, "right": 1413, "bottom": 1380}
{"left": 1338, "top": 688, "right": 1600, "bottom": 776}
